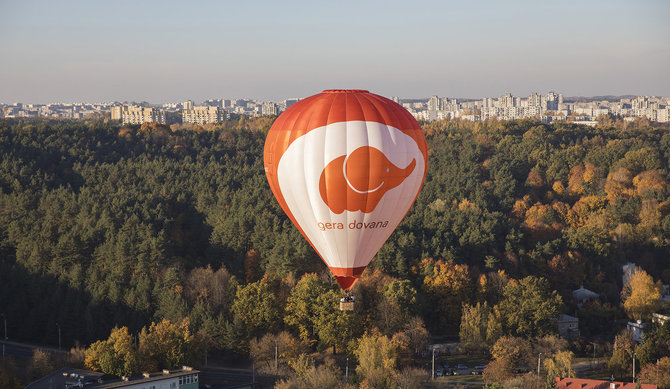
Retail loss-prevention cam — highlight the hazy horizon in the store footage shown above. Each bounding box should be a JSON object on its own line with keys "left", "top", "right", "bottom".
{"left": 1, "top": 0, "right": 668, "bottom": 104}
{"left": 1, "top": 93, "right": 666, "bottom": 106}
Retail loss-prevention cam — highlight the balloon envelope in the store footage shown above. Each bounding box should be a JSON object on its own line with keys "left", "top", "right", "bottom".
{"left": 264, "top": 90, "right": 428, "bottom": 290}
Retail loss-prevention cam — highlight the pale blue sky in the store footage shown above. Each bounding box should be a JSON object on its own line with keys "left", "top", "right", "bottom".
{"left": 1, "top": 0, "right": 668, "bottom": 103}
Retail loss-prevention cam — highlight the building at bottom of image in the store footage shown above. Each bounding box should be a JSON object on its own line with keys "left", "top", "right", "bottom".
{"left": 26, "top": 366, "right": 199, "bottom": 389}
{"left": 555, "top": 377, "right": 657, "bottom": 389}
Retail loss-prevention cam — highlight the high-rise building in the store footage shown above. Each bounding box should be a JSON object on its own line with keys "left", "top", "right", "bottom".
{"left": 499, "top": 93, "right": 514, "bottom": 108}
{"left": 428, "top": 95, "right": 441, "bottom": 111}
{"left": 284, "top": 98, "right": 300, "bottom": 108}
{"left": 528, "top": 92, "right": 541, "bottom": 107}
{"left": 262, "top": 102, "right": 278, "bottom": 116}
{"left": 542, "top": 92, "right": 560, "bottom": 111}
{"left": 110, "top": 106, "right": 122, "bottom": 121}
{"left": 443, "top": 98, "right": 458, "bottom": 112}
{"left": 111, "top": 105, "right": 165, "bottom": 124}
{"left": 182, "top": 105, "right": 224, "bottom": 124}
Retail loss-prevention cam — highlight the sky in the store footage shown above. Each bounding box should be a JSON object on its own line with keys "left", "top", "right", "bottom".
{"left": 1, "top": 0, "right": 668, "bottom": 103}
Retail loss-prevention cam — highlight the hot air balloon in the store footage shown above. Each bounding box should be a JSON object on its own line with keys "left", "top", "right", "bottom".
{"left": 263, "top": 90, "right": 428, "bottom": 307}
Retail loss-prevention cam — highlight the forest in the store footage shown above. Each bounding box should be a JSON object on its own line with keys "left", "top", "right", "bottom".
{"left": 0, "top": 116, "right": 669, "bottom": 388}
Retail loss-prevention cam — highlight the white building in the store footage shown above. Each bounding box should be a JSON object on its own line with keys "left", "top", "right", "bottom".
{"left": 627, "top": 320, "right": 645, "bottom": 342}
{"left": 111, "top": 105, "right": 165, "bottom": 125}
{"left": 182, "top": 105, "right": 225, "bottom": 124}
{"left": 26, "top": 367, "right": 200, "bottom": 389}
{"left": 428, "top": 95, "right": 441, "bottom": 111}
{"left": 262, "top": 101, "right": 278, "bottom": 116}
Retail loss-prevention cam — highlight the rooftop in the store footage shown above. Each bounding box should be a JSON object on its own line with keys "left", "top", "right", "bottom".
{"left": 25, "top": 366, "right": 199, "bottom": 389}
{"left": 555, "top": 377, "right": 657, "bottom": 389}
{"left": 573, "top": 286, "right": 600, "bottom": 301}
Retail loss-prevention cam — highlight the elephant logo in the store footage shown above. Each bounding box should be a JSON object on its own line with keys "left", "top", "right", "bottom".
{"left": 319, "top": 146, "right": 416, "bottom": 214}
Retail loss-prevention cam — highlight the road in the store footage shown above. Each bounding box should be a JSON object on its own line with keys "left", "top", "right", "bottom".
{"left": 1, "top": 339, "right": 66, "bottom": 359}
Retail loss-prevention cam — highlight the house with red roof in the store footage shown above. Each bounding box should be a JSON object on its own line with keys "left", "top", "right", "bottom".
{"left": 555, "top": 377, "right": 657, "bottom": 389}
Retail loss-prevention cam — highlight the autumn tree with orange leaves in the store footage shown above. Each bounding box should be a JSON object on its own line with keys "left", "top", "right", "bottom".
{"left": 622, "top": 270, "right": 662, "bottom": 320}
{"left": 415, "top": 258, "right": 472, "bottom": 333}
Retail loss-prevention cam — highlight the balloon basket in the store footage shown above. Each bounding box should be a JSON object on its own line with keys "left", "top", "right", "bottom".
{"left": 339, "top": 292, "right": 354, "bottom": 311}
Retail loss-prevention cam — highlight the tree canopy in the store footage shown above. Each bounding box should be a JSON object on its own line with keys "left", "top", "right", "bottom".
{"left": 0, "top": 116, "right": 669, "bottom": 380}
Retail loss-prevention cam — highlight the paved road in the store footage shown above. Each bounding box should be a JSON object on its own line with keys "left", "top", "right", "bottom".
{"left": 1, "top": 342, "right": 33, "bottom": 358}
{"left": 1, "top": 339, "right": 67, "bottom": 359}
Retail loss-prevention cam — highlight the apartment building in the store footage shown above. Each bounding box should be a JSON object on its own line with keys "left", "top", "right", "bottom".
{"left": 111, "top": 105, "right": 166, "bottom": 125}
{"left": 182, "top": 105, "right": 224, "bottom": 124}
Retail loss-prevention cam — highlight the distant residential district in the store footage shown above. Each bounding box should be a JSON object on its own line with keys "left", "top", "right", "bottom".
{"left": 2, "top": 93, "right": 669, "bottom": 126}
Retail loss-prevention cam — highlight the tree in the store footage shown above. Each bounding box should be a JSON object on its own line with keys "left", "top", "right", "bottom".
{"left": 184, "top": 264, "right": 237, "bottom": 316}
{"left": 533, "top": 335, "right": 568, "bottom": 359}
{"left": 244, "top": 249, "right": 262, "bottom": 283}
{"left": 250, "top": 331, "right": 301, "bottom": 375}
{"left": 547, "top": 251, "right": 586, "bottom": 294}
{"left": 633, "top": 170, "right": 667, "bottom": 197}
{"left": 312, "top": 289, "right": 361, "bottom": 353}
{"left": 376, "top": 279, "right": 418, "bottom": 335}
{"left": 352, "top": 268, "right": 396, "bottom": 312}
{"left": 395, "top": 367, "right": 428, "bottom": 389}
{"left": 30, "top": 349, "right": 56, "bottom": 381}
{"left": 543, "top": 350, "right": 575, "bottom": 386}
{"left": 567, "top": 164, "right": 586, "bottom": 195}
{"left": 154, "top": 267, "right": 189, "bottom": 323}
{"left": 3, "top": 117, "right": 670, "bottom": 361}
{"left": 526, "top": 168, "right": 546, "bottom": 189}
{"left": 623, "top": 270, "right": 662, "bottom": 321}
{"left": 639, "top": 199, "right": 663, "bottom": 233}
{"left": 393, "top": 316, "right": 430, "bottom": 357}
{"left": 139, "top": 318, "right": 198, "bottom": 371}
{"left": 490, "top": 336, "right": 532, "bottom": 370}
{"left": 84, "top": 326, "right": 139, "bottom": 376}
{"left": 355, "top": 331, "right": 398, "bottom": 378}
{"left": 523, "top": 203, "right": 560, "bottom": 240}
{"left": 283, "top": 274, "right": 333, "bottom": 345}
{"left": 637, "top": 357, "right": 670, "bottom": 389}
{"left": 635, "top": 321, "right": 670, "bottom": 366}
{"left": 0, "top": 358, "right": 23, "bottom": 389}
{"left": 482, "top": 359, "right": 514, "bottom": 384}
{"left": 486, "top": 309, "right": 504, "bottom": 345}
{"left": 232, "top": 279, "right": 281, "bottom": 338}
{"left": 68, "top": 343, "right": 87, "bottom": 368}
{"left": 460, "top": 302, "right": 494, "bottom": 350}
{"left": 216, "top": 315, "right": 249, "bottom": 355}
{"left": 484, "top": 270, "right": 510, "bottom": 306}
{"left": 496, "top": 276, "right": 564, "bottom": 338}
{"left": 577, "top": 301, "right": 620, "bottom": 338}
{"left": 615, "top": 148, "right": 662, "bottom": 175}
{"left": 608, "top": 330, "right": 635, "bottom": 379}
{"left": 275, "top": 355, "right": 345, "bottom": 389}
{"left": 417, "top": 258, "right": 472, "bottom": 332}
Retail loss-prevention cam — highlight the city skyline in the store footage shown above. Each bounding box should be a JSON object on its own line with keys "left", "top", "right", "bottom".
{"left": 5, "top": 92, "right": 669, "bottom": 125}
{"left": 1, "top": 0, "right": 669, "bottom": 103}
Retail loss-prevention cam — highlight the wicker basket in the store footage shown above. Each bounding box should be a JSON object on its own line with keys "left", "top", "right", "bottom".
{"left": 339, "top": 301, "right": 354, "bottom": 311}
